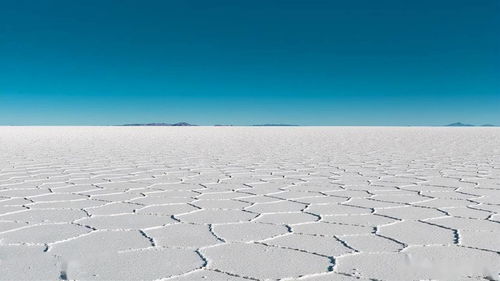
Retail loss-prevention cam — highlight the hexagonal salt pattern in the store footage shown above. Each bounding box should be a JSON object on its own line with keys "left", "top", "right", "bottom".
{"left": 0, "top": 126, "right": 499, "bottom": 280}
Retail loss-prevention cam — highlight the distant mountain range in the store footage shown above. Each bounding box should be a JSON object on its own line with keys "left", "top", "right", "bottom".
{"left": 446, "top": 122, "right": 495, "bottom": 127}
{"left": 119, "top": 122, "right": 299, "bottom": 127}
{"left": 120, "top": 122, "right": 195, "bottom": 126}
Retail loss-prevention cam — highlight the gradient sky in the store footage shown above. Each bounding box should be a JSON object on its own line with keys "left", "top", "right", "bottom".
{"left": 1, "top": 0, "right": 499, "bottom": 125}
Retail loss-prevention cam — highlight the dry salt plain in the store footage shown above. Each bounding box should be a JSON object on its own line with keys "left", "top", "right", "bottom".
{"left": 0, "top": 126, "right": 499, "bottom": 281}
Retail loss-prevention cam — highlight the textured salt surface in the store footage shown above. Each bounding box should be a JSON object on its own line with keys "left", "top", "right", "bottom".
{"left": 0, "top": 126, "right": 499, "bottom": 281}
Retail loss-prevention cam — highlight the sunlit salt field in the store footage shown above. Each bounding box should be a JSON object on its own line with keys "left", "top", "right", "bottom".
{"left": 0, "top": 126, "right": 499, "bottom": 280}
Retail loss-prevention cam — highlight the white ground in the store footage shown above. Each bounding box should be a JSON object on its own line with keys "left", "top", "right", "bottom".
{"left": 0, "top": 126, "right": 499, "bottom": 281}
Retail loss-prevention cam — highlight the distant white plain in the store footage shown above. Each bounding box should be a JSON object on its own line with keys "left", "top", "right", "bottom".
{"left": 0, "top": 127, "right": 499, "bottom": 280}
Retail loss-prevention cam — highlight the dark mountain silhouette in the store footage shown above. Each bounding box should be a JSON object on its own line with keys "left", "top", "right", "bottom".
{"left": 171, "top": 122, "right": 195, "bottom": 126}
{"left": 446, "top": 122, "right": 475, "bottom": 127}
{"left": 445, "top": 122, "right": 496, "bottom": 127}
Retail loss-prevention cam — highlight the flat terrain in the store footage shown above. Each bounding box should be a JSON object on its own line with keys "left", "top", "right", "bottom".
{"left": 0, "top": 127, "right": 499, "bottom": 281}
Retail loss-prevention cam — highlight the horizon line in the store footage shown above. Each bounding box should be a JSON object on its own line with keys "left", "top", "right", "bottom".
{"left": 0, "top": 124, "right": 497, "bottom": 127}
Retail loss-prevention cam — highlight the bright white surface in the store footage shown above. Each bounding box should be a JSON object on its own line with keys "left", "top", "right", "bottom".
{"left": 0, "top": 127, "right": 499, "bottom": 280}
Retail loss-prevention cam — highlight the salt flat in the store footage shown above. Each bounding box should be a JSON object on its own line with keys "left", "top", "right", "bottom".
{"left": 0, "top": 126, "right": 499, "bottom": 281}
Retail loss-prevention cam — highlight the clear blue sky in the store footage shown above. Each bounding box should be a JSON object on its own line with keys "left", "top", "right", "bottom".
{"left": 1, "top": 0, "right": 499, "bottom": 125}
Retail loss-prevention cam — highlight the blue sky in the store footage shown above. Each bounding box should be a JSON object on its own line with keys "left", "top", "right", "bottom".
{"left": 1, "top": 0, "right": 499, "bottom": 125}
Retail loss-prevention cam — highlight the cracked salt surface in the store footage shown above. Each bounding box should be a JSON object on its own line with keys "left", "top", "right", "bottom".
{"left": 0, "top": 126, "right": 499, "bottom": 280}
